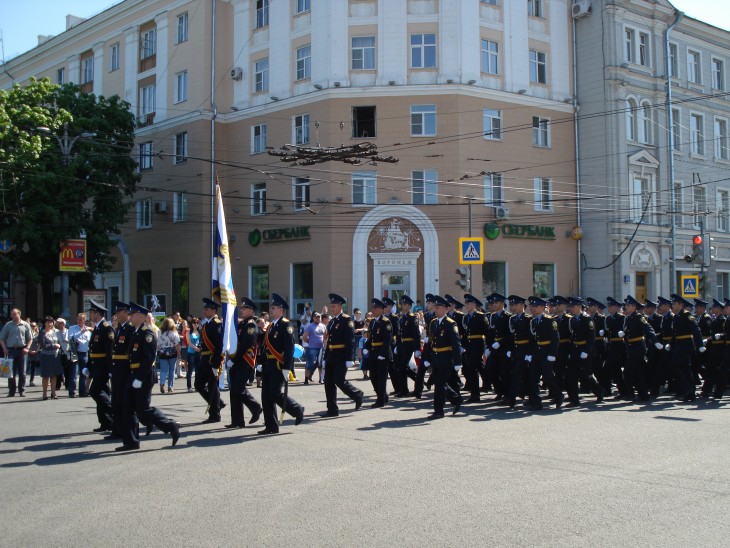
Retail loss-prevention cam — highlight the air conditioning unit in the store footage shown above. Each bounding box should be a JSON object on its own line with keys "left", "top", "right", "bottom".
{"left": 494, "top": 206, "right": 510, "bottom": 220}
{"left": 154, "top": 201, "right": 167, "bottom": 213}
{"left": 230, "top": 67, "right": 243, "bottom": 80}
{"left": 572, "top": 0, "right": 591, "bottom": 19}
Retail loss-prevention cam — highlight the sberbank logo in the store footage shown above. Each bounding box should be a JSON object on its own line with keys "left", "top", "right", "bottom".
{"left": 484, "top": 222, "right": 500, "bottom": 240}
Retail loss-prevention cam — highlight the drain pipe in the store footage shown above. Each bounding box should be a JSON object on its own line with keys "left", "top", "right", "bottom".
{"left": 572, "top": 17, "right": 582, "bottom": 294}
{"left": 666, "top": 9, "right": 683, "bottom": 294}
{"left": 210, "top": 0, "right": 217, "bottom": 280}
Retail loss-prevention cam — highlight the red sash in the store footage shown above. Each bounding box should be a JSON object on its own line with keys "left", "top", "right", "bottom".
{"left": 201, "top": 321, "right": 215, "bottom": 352}
{"left": 243, "top": 343, "right": 257, "bottom": 369}
{"left": 264, "top": 324, "right": 284, "bottom": 363}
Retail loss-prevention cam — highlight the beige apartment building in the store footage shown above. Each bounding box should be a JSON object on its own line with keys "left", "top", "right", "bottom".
{"left": 1, "top": 0, "right": 579, "bottom": 318}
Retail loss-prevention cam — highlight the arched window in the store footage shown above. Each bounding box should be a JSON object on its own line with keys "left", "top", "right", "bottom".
{"left": 626, "top": 98, "right": 638, "bottom": 141}
{"left": 641, "top": 101, "right": 653, "bottom": 144}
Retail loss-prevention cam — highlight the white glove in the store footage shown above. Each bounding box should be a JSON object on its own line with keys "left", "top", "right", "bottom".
{"left": 699, "top": 346, "right": 706, "bottom": 353}
{"left": 132, "top": 379, "right": 142, "bottom": 389}
{"left": 655, "top": 342, "right": 663, "bottom": 350}
{"left": 580, "top": 352, "right": 588, "bottom": 359}
{"left": 423, "top": 361, "right": 430, "bottom": 367}
{"left": 492, "top": 342, "right": 500, "bottom": 350}
{"left": 225, "top": 359, "right": 234, "bottom": 369}
{"left": 346, "top": 361, "right": 354, "bottom": 367}
{"left": 256, "top": 364, "right": 262, "bottom": 372}
{"left": 664, "top": 344, "right": 671, "bottom": 351}
{"left": 282, "top": 370, "right": 289, "bottom": 382}
{"left": 598, "top": 330, "right": 605, "bottom": 336}
{"left": 82, "top": 368, "right": 89, "bottom": 376}
{"left": 321, "top": 360, "right": 326, "bottom": 367}
{"left": 547, "top": 355, "right": 556, "bottom": 362}
{"left": 362, "top": 349, "right": 369, "bottom": 357}
{"left": 618, "top": 331, "right": 625, "bottom": 337}
{"left": 394, "top": 348, "right": 398, "bottom": 355}
{"left": 377, "top": 356, "right": 385, "bottom": 361}
{"left": 702, "top": 339, "right": 709, "bottom": 346}
{"left": 212, "top": 368, "right": 219, "bottom": 376}
{"left": 484, "top": 350, "right": 491, "bottom": 359}
{"left": 415, "top": 351, "right": 421, "bottom": 358}
{"left": 525, "top": 355, "right": 532, "bottom": 363}
{"left": 454, "top": 365, "right": 462, "bottom": 371}
{"left": 715, "top": 333, "right": 722, "bottom": 340}
{"left": 408, "top": 360, "right": 417, "bottom": 371}
{"left": 506, "top": 351, "right": 511, "bottom": 358}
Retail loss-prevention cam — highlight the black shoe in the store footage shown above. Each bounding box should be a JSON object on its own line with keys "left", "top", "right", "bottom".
{"left": 426, "top": 412, "right": 444, "bottom": 420}
{"left": 249, "top": 408, "right": 262, "bottom": 425}
{"left": 555, "top": 393, "right": 564, "bottom": 409}
{"left": 68, "top": 394, "right": 76, "bottom": 398}
{"left": 257, "top": 428, "right": 277, "bottom": 435}
{"left": 93, "top": 426, "right": 111, "bottom": 433}
{"left": 19, "top": 393, "right": 26, "bottom": 397}
{"left": 412, "top": 393, "right": 422, "bottom": 400}
{"left": 453, "top": 400, "right": 462, "bottom": 415}
{"left": 466, "top": 397, "right": 480, "bottom": 404}
{"left": 355, "top": 397, "right": 363, "bottom": 411}
{"left": 103, "top": 434, "right": 121, "bottom": 440}
{"left": 115, "top": 444, "right": 140, "bottom": 452}
{"left": 29, "top": 382, "right": 35, "bottom": 387}
{"left": 304, "top": 379, "right": 309, "bottom": 385}
{"left": 170, "top": 423, "right": 180, "bottom": 446}
{"left": 224, "top": 423, "right": 245, "bottom": 429}
{"left": 295, "top": 407, "right": 305, "bottom": 425}
{"left": 145, "top": 422, "right": 153, "bottom": 436}
{"left": 596, "top": 392, "right": 604, "bottom": 403}
{"left": 220, "top": 401, "right": 227, "bottom": 410}
{"left": 201, "top": 417, "right": 221, "bottom": 424}
{"left": 370, "top": 402, "right": 385, "bottom": 409}
{"left": 565, "top": 401, "right": 580, "bottom": 408}
{"left": 322, "top": 411, "right": 339, "bottom": 418}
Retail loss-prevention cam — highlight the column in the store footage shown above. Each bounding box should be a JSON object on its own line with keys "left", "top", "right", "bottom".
{"left": 269, "top": 0, "right": 291, "bottom": 99}
{"left": 312, "top": 0, "right": 348, "bottom": 87}
{"left": 377, "top": 0, "right": 407, "bottom": 85}
{"left": 230, "top": 0, "right": 251, "bottom": 108}
{"left": 549, "top": 0, "right": 570, "bottom": 100}
{"left": 67, "top": 54, "right": 80, "bottom": 85}
{"left": 503, "top": 0, "right": 529, "bottom": 93}
{"left": 124, "top": 27, "right": 139, "bottom": 115}
{"left": 92, "top": 42, "right": 104, "bottom": 95}
{"left": 154, "top": 12, "right": 169, "bottom": 122}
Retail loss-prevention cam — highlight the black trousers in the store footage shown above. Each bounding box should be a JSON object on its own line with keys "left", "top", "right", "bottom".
{"left": 566, "top": 349, "right": 602, "bottom": 403}
{"left": 507, "top": 348, "right": 528, "bottom": 407}
{"left": 412, "top": 359, "right": 428, "bottom": 397}
{"left": 111, "top": 369, "right": 130, "bottom": 436}
{"left": 261, "top": 362, "right": 303, "bottom": 432}
{"left": 670, "top": 342, "right": 695, "bottom": 400}
{"left": 431, "top": 364, "right": 461, "bottom": 415}
{"left": 701, "top": 345, "right": 724, "bottom": 396}
{"left": 489, "top": 348, "right": 511, "bottom": 396}
{"left": 195, "top": 355, "right": 222, "bottom": 420}
{"left": 624, "top": 342, "right": 648, "bottom": 399}
{"left": 125, "top": 372, "right": 175, "bottom": 446}
{"left": 463, "top": 346, "right": 484, "bottom": 400}
{"left": 325, "top": 359, "right": 363, "bottom": 412}
{"left": 229, "top": 363, "right": 261, "bottom": 426}
{"left": 369, "top": 357, "right": 389, "bottom": 404}
{"left": 89, "top": 368, "right": 113, "bottom": 428}
{"left": 528, "top": 352, "right": 561, "bottom": 407}
{"left": 394, "top": 344, "right": 416, "bottom": 395}
{"left": 603, "top": 343, "right": 626, "bottom": 395}
{"left": 555, "top": 344, "right": 571, "bottom": 392}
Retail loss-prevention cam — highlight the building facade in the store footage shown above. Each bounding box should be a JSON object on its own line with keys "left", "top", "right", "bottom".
{"left": 1, "top": 0, "right": 579, "bottom": 318}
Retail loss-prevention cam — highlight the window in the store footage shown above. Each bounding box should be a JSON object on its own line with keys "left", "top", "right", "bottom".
{"left": 410, "top": 33, "right": 437, "bottom": 68}
{"left": 175, "top": 70, "right": 188, "bottom": 103}
{"left": 671, "top": 108, "right": 681, "bottom": 151}
{"left": 693, "top": 186, "right": 707, "bottom": 228}
{"left": 718, "top": 273, "right": 729, "bottom": 301}
{"left": 640, "top": 101, "right": 653, "bottom": 144}
{"left": 82, "top": 57, "right": 94, "bottom": 83}
{"left": 480, "top": 39, "right": 499, "bottom": 75}
{"left": 529, "top": 50, "right": 546, "bottom": 84}
{"left": 712, "top": 59, "right": 725, "bottom": 91}
{"left": 174, "top": 132, "right": 188, "bottom": 164}
{"left": 296, "top": 0, "right": 311, "bottom": 14}
{"left": 57, "top": 68, "right": 65, "bottom": 85}
{"left": 631, "top": 177, "right": 651, "bottom": 222}
{"left": 688, "top": 50, "right": 701, "bottom": 84}
{"left": 715, "top": 118, "right": 729, "bottom": 160}
{"left": 296, "top": 45, "right": 311, "bottom": 80}
{"left": 626, "top": 99, "right": 638, "bottom": 141}
{"left": 532, "top": 263, "right": 554, "bottom": 298}
{"left": 668, "top": 43, "right": 678, "bottom": 77}
{"left": 110, "top": 43, "right": 120, "bottom": 72}
{"left": 352, "top": 172, "right": 376, "bottom": 205}
{"left": 532, "top": 116, "right": 550, "bottom": 147}
{"left": 484, "top": 173, "right": 503, "bottom": 206}
{"left": 252, "top": 124, "right": 267, "bottom": 154}
{"left": 139, "top": 142, "right": 153, "bottom": 170}
{"left": 256, "top": 0, "right": 269, "bottom": 29}
{"left": 534, "top": 177, "right": 551, "bottom": 211}
{"left": 173, "top": 192, "right": 187, "bottom": 222}
{"left": 294, "top": 114, "right": 310, "bottom": 145}
{"left": 674, "top": 183, "right": 684, "bottom": 227}
{"left": 251, "top": 266, "right": 270, "bottom": 312}
{"left": 292, "top": 263, "right": 313, "bottom": 316}
{"left": 625, "top": 29, "right": 635, "bottom": 63}
{"left": 352, "top": 36, "right": 376, "bottom": 70}
{"left": 528, "top": 0, "right": 543, "bottom": 18}
{"left": 171, "top": 268, "right": 189, "bottom": 316}
{"left": 293, "top": 177, "right": 310, "bottom": 210}
{"left": 141, "top": 29, "right": 156, "bottom": 59}
{"left": 481, "top": 0, "right": 498, "bottom": 4}
{"left": 482, "top": 261, "right": 506, "bottom": 297}
{"left": 483, "top": 109, "right": 502, "bottom": 140}
{"left": 255, "top": 58, "right": 269, "bottom": 92}
{"left": 252, "top": 183, "right": 267, "bottom": 215}
{"left": 136, "top": 270, "right": 152, "bottom": 304}
{"left": 714, "top": 189, "right": 730, "bottom": 233}
{"left": 411, "top": 105, "right": 436, "bottom": 136}
{"left": 177, "top": 12, "right": 189, "bottom": 43}
{"left": 136, "top": 199, "right": 152, "bottom": 229}
{"left": 352, "top": 106, "right": 376, "bottom": 138}
{"left": 412, "top": 169, "right": 438, "bottom": 205}
{"left": 638, "top": 32, "right": 650, "bottom": 67}
{"left": 141, "top": 84, "right": 156, "bottom": 115}
{"left": 690, "top": 113, "right": 705, "bottom": 155}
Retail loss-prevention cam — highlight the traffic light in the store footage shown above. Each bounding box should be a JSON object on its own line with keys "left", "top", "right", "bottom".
{"left": 455, "top": 266, "right": 469, "bottom": 290}
{"left": 688, "top": 234, "right": 705, "bottom": 265}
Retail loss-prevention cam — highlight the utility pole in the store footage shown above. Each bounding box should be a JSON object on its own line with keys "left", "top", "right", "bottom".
{"left": 467, "top": 197, "right": 472, "bottom": 293}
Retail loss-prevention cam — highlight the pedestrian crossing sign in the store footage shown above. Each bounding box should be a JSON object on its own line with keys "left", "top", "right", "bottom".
{"left": 681, "top": 274, "right": 699, "bottom": 298}
{"left": 458, "top": 237, "right": 484, "bottom": 265}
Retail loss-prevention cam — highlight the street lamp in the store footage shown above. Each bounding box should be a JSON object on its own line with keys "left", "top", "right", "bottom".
{"left": 37, "top": 125, "right": 96, "bottom": 319}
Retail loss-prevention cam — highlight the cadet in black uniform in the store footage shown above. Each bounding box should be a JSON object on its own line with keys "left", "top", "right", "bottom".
{"left": 551, "top": 296, "right": 572, "bottom": 392}
{"left": 486, "top": 293, "right": 513, "bottom": 400}
{"left": 381, "top": 297, "right": 401, "bottom": 396}
{"left": 421, "top": 295, "right": 463, "bottom": 419}
{"left": 394, "top": 295, "right": 421, "bottom": 397}
{"left": 413, "top": 294, "right": 436, "bottom": 398}
{"left": 109, "top": 301, "right": 135, "bottom": 440}
{"left": 714, "top": 299, "right": 730, "bottom": 400}
{"left": 259, "top": 293, "right": 305, "bottom": 435}
{"left": 196, "top": 298, "right": 225, "bottom": 424}
{"left": 651, "top": 296, "right": 675, "bottom": 397}
{"left": 701, "top": 299, "right": 725, "bottom": 398}
{"left": 622, "top": 295, "right": 659, "bottom": 401}
{"left": 693, "top": 298, "right": 712, "bottom": 385}
{"left": 603, "top": 297, "right": 626, "bottom": 397}
{"left": 587, "top": 298, "right": 607, "bottom": 392}
{"left": 526, "top": 296, "right": 563, "bottom": 410}
{"left": 666, "top": 294, "right": 705, "bottom": 402}
{"left": 566, "top": 297, "right": 603, "bottom": 406}
{"left": 322, "top": 293, "right": 364, "bottom": 417}
{"left": 643, "top": 299, "right": 663, "bottom": 397}
{"left": 445, "top": 294, "right": 466, "bottom": 391}
{"left": 505, "top": 295, "right": 530, "bottom": 409}
{"left": 364, "top": 298, "right": 393, "bottom": 407}
{"left": 116, "top": 302, "right": 180, "bottom": 451}
{"left": 462, "top": 293, "right": 488, "bottom": 402}
{"left": 87, "top": 300, "right": 114, "bottom": 432}
{"left": 226, "top": 297, "right": 262, "bottom": 428}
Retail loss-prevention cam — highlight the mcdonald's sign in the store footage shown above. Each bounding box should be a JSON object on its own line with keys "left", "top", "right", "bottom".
{"left": 59, "top": 239, "right": 87, "bottom": 272}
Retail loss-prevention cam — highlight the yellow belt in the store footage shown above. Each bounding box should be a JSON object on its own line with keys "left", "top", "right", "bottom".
{"left": 467, "top": 335, "right": 484, "bottom": 339}
{"left": 609, "top": 338, "right": 624, "bottom": 342}
{"left": 628, "top": 336, "right": 644, "bottom": 343}
{"left": 112, "top": 354, "right": 129, "bottom": 360}
{"left": 433, "top": 346, "right": 452, "bottom": 353}
{"left": 675, "top": 334, "right": 692, "bottom": 340}
{"left": 201, "top": 350, "right": 213, "bottom": 356}
{"left": 573, "top": 341, "right": 587, "bottom": 346}
{"left": 89, "top": 353, "right": 106, "bottom": 358}
{"left": 328, "top": 344, "right": 345, "bottom": 349}
{"left": 537, "top": 341, "right": 551, "bottom": 346}
{"left": 266, "top": 354, "right": 281, "bottom": 361}
{"left": 401, "top": 338, "right": 415, "bottom": 342}
{"left": 515, "top": 340, "right": 530, "bottom": 345}
{"left": 130, "top": 363, "right": 140, "bottom": 369}
{"left": 495, "top": 337, "right": 503, "bottom": 341}
{"left": 559, "top": 339, "right": 570, "bottom": 343}
{"left": 371, "top": 342, "right": 383, "bottom": 347}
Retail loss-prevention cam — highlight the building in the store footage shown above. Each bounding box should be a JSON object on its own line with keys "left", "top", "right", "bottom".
{"left": 1, "top": 0, "right": 579, "bottom": 319}
{"left": 575, "top": 0, "right": 730, "bottom": 301}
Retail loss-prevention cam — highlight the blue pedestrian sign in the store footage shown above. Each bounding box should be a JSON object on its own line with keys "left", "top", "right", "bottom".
{"left": 458, "top": 237, "right": 484, "bottom": 265}
{"left": 680, "top": 274, "right": 699, "bottom": 298}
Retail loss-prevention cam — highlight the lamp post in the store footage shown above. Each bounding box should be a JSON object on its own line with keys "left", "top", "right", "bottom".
{"left": 37, "top": 126, "right": 96, "bottom": 319}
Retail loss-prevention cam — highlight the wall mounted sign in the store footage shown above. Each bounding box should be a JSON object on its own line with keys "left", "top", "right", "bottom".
{"left": 501, "top": 224, "right": 556, "bottom": 240}
{"left": 248, "top": 226, "right": 311, "bottom": 246}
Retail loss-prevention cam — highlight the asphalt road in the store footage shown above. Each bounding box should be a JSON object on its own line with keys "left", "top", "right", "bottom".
{"left": 1, "top": 371, "right": 729, "bottom": 547}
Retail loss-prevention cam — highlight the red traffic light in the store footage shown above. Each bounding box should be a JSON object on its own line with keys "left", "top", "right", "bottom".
{"left": 693, "top": 235, "right": 703, "bottom": 246}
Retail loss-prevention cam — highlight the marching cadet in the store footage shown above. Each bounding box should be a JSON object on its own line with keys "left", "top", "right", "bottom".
{"left": 364, "top": 298, "right": 393, "bottom": 407}
{"left": 413, "top": 293, "right": 436, "bottom": 398}
{"left": 644, "top": 299, "right": 663, "bottom": 398}
{"left": 395, "top": 295, "right": 421, "bottom": 397}
{"left": 196, "top": 298, "right": 226, "bottom": 424}
{"left": 108, "top": 302, "right": 135, "bottom": 441}
{"left": 505, "top": 295, "right": 531, "bottom": 409}
{"left": 650, "top": 296, "right": 675, "bottom": 396}
{"left": 603, "top": 297, "right": 626, "bottom": 398}
{"left": 87, "top": 300, "right": 114, "bottom": 433}
{"left": 622, "top": 295, "right": 659, "bottom": 401}
{"left": 526, "top": 297, "right": 563, "bottom": 411}
{"left": 693, "top": 299, "right": 712, "bottom": 385}
{"left": 586, "top": 298, "right": 607, "bottom": 391}
{"left": 486, "top": 293, "right": 513, "bottom": 401}
{"left": 566, "top": 297, "right": 603, "bottom": 406}
{"left": 714, "top": 298, "right": 730, "bottom": 400}
{"left": 259, "top": 293, "right": 305, "bottom": 435}
{"left": 322, "top": 293, "right": 364, "bottom": 417}
{"left": 462, "top": 294, "right": 489, "bottom": 403}
{"left": 666, "top": 294, "right": 705, "bottom": 402}
{"left": 700, "top": 299, "right": 725, "bottom": 398}
{"left": 116, "top": 302, "right": 179, "bottom": 451}
{"left": 444, "top": 294, "right": 466, "bottom": 391}
{"left": 550, "top": 296, "right": 571, "bottom": 392}
{"left": 225, "top": 297, "right": 262, "bottom": 429}
{"left": 381, "top": 297, "right": 401, "bottom": 397}
{"left": 421, "top": 295, "right": 463, "bottom": 419}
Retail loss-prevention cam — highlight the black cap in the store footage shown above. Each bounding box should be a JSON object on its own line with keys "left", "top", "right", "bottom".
{"left": 712, "top": 299, "right": 724, "bottom": 309}
{"left": 444, "top": 294, "right": 464, "bottom": 308}
{"left": 606, "top": 297, "right": 622, "bottom": 307}
{"left": 549, "top": 295, "right": 568, "bottom": 306}
{"left": 644, "top": 299, "right": 658, "bottom": 308}
{"left": 203, "top": 298, "right": 219, "bottom": 310}
{"left": 586, "top": 297, "right": 604, "bottom": 309}
{"left": 89, "top": 300, "right": 107, "bottom": 315}
{"left": 128, "top": 301, "right": 150, "bottom": 315}
{"left": 567, "top": 296, "right": 585, "bottom": 306}
{"left": 270, "top": 293, "right": 289, "bottom": 309}
{"left": 113, "top": 301, "right": 131, "bottom": 313}
{"left": 432, "top": 295, "right": 449, "bottom": 307}
{"left": 425, "top": 293, "right": 436, "bottom": 304}
{"left": 528, "top": 296, "right": 548, "bottom": 307}
{"left": 463, "top": 294, "right": 483, "bottom": 307}
{"left": 624, "top": 295, "right": 641, "bottom": 307}
{"left": 239, "top": 297, "right": 257, "bottom": 311}
{"left": 671, "top": 294, "right": 692, "bottom": 307}
{"left": 371, "top": 298, "right": 385, "bottom": 309}
{"left": 694, "top": 298, "right": 708, "bottom": 307}
{"left": 507, "top": 295, "right": 525, "bottom": 305}
{"left": 400, "top": 294, "right": 414, "bottom": 306}
{"left": 657, "top": 296, "right": 671, "bottom": 306}
{"left": 382, "top": 297, "right": 396, "bottom": 307}
{"left": 329, "top": 293, "right": 346, "bottom": 305}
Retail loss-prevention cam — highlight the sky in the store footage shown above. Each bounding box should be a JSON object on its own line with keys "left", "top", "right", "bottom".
{"left": 0, "top": 0, "right": 729, "bottom": 62}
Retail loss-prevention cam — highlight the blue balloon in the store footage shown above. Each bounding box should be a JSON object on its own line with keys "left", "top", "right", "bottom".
{"left": 293, "top": 344, "right": 304, "bottom": 359}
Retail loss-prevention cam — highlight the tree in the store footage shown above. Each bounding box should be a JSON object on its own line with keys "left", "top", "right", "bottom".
{"left": 0, "top": 79, "right": 139, "bottom": 313}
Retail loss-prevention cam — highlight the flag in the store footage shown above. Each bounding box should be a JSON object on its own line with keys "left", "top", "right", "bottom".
{"left": 212, "top": 184, "right": 238, "bottom": 356}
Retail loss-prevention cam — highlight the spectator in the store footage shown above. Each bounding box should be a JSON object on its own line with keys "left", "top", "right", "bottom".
{"left": 172, "top": 311, "right": 182, "bottom": 332}
{"left": 55, "top": 318, "right": 70, "bottom": 394}
{"left": 302, "top": 312, "right": 326, "bottom": 384}
{"left": 186, "top": 318, "right": 201, "bottom": 393}
{"left": 38, "top": 316, "right": 63, "bottom": 400}
{"left": 157, "top": 317, "right": 181, "bottom": 394}
{"left": 255, "top": 317, "right": 267, "bottom": 388}
{"left": 27, "top": 321, "right": 40, "bottom": 387}
{"left": 353, "top": 308, "right": 365, "bottom": 363}
{"left": 299, "top": 304, "right": 313, "bottom": 338}
{"left": 68, "top": 312, "right": 92, "bottom": 397}
{"left": 177, "top": 320, "right": 189, "bottom": 379}
{"left": 146, "top": 313, "right": 160, "bottom": 335}
{"left": 360, "top": 317, "right": 372, "bottom": 380}
{"left": 414, "top": 299, "right": 424, "bottom": 313}
{"left": 0, "top": 308, "right": 33, "bottom": 397}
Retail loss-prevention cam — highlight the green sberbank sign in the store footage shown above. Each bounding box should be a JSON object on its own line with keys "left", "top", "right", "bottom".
{"left": 484, "top": 222, "right": 555, "bottom": 241}
{"left": 248, "top": 226, "right": 311, "bottom": 246}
